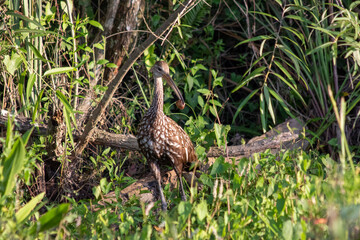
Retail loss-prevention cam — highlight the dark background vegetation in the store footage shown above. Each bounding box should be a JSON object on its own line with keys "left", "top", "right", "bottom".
{"left": 0, "top": 0, "right": 359, "bottom": 239}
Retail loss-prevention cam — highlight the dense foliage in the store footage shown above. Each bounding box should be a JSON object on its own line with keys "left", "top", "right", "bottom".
{"left": 0, "top": 0, "right": 359, "bottom": 239}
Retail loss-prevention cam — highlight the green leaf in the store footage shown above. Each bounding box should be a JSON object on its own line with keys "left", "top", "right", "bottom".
{"left": 6, "top": 10, "right": 44, "bottom": 29}
{"left": 140, "top": 224, "right": 152, "bottom": 239}
{"left": 5, "top": 115, "right": 12, "bottom": 150}
{"left": 88, "top": 20, "right": 104, "bottom": 31}
{"left": 63, "top": 106, "right": 75, "bottom": 148}
{"left": 4, "top": 53, "right": 23, "bottom": 75}
{"left": 56, "top": 90, "right": 74, "bottom": 115}
{"left": 26, "top": 73, "right": 36, "bottom": 105}
{"left": 214, "top": 123, "right": 230, "bottom": 148}
{"left": 264, "top": 85, "right": 276, "bottom": 124}
{"left": 210, "top": 156, "right": 230, "bottom": 176}
{"left": 28, "top": 42, "right": 48, "bottom": 62}
{"left": 282, "top": 220, "right": 293, "bottom": 240}
{"left": 97, "top": 59, "right": 109, "bottom": 65}
{"left": 268, "top": 89, "right": 297, "bottom": 119}
{"left": 187, "top": 74, "right": 194, "bottom": 91}
{"left": 106, "top": 63, "right": 118, "bottom": 68}
{"left": 197, "top": 88, "right": 211, "bottom": 96}
{"left": 196, "top": 200, "right": 208, "bottom": 221}
{"left": 178, "top": 201, "right": 192, "bottom": 219}
{"left": 43, "top": 67, "right": 76, "bottom": 76}
{"left": 32, "top": 89, "right": 45, "bottom": 122}
{"left": 270, "top": 71, "right": 305, "bottom": 105}
{"left": 94, "top": 43, "right": 104, "bottom": 50}
{"left": 232, "top": 67, "right": 266, "bottom": 93}
{"left": 0, "top": 138, "right": 26, "bottom": 197}
{"left": 22, "top": 128, "right": 34, "bottom": 146}
{"left": 235, "top": 35, "right": 274, "bottom": 48}
{"left": 16, "top": 192, "right": 45, "bottom": 223}
{"left": 276, "top": 193, "right": 285, "bottom": 214}
{"left": 31, "top": 203, "right": 70, "bottom": 233}
{"left": 260, "top": 92, "right": 266, "bottom": 133}
{"left": 232, "top": 89, "right": 260, "bottom": 124}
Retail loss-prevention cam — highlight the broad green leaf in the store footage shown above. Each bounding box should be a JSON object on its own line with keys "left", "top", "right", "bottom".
{"left": 106, "top": 63, "right": 118, "bottom": 68}
{"left": 0, "top": 138, "right": 26, "bottom": 197}
{"left": 214, "top": 123, "right": 230, "bottom": 148}
{"left": 94, "top": 43, "right": 104, "bottom": 50}
{"left": 140, "top": 224, "right": 152, "bottom": 240}
{"left": 4, "top": 53, "right": 23, "bottom": 75}
{"left": 195, "top": 200, "right": 208, "bottom": 221}
{"left": 88, "top": 20, "right": 104, "bottom": 31}
{"left": 187, "top": 74, "right": 194, "bottom": 91}
{"left": 282, "top": 220, "right": 293, "bottom": 240}
{"left": 56, "top": 91, "right": 74, "bottom": 114}
{"left": 97, "top": 59, "right": 109, "bottom": 65}
{"left": 276, "top": 193, "right": 285, "bottom": 214}
{"left": 210, "top": 156, "right": 230, "bottom": 176}
{"left": 31, "top": 203, "right": 70, "bottom": 233}
{"left": 197, "top": 88, "right": 211, "bottom": 96}
{"left": 22, "top": 128, "right": 34, "bottom": 146}
{"left": 16, "top": 192, "right": 45, "bottom": 223}
{"left": 43, "top": 67, "right": 76, "bottom": 76}
{"left": 178, "top": 201, "right": 192, "bottom": 219}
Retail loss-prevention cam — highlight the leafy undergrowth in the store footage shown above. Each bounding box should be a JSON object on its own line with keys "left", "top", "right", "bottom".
{"left": 63, "top": 151, "right": 359, "bottom": 239}
{"left": 1, "top": 123, "right": 359, "bottom": 239}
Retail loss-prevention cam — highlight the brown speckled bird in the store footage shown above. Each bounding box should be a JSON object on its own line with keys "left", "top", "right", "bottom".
{"left": 137, "top": 61, "right": 197, "bottom": 211}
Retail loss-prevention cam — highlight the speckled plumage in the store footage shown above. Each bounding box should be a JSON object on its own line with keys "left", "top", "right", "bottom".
{"left": 137, "top": 61, "right": 197, "bottom": 211}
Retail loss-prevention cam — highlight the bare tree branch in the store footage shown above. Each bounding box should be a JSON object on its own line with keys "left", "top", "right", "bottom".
{"left": 0, "top": 113, "right": 307, "bottom": 160}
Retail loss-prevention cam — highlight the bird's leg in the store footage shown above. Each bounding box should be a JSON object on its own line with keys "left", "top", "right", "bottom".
{"left": 173, "top": 165, "right": 187, "bottom": 201}
{"left": 149, "top": 161, "right": 167, "bottom": 211}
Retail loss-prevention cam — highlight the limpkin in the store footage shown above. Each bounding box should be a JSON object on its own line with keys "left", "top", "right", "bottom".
{"left": 137, "top": 61, "right": 197, "bottom": 211}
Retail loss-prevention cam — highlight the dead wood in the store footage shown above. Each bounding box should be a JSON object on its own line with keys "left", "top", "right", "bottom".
{"left": 0, "top": 112, "right": 308, "bottom": 207}
{"left": 76, "top": 0, "right": 145, "bottom": 127}
{"left": 0, "top": 113, "right": 307, "bottom": 158}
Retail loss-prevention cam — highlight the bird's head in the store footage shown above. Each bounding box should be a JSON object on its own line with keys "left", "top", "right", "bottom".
{"left": 151, "top": 61, "right": 185, "bottom": 109}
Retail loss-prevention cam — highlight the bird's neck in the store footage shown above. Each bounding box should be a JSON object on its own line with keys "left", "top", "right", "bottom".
{"left": 150, "top": 76, "right": 164, "bottom": 114}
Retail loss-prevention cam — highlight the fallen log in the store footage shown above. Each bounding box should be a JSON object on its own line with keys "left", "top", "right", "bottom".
{"left": 0, "top": 111, "right": 307, "bottom": 157}
{"left": 0, "top": 111, "right": 308, "bottom": 207}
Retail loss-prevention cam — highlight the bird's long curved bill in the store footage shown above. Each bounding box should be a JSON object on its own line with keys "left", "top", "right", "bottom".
{"left": 162, "top": 73, "right": 185, "bottom": 104}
